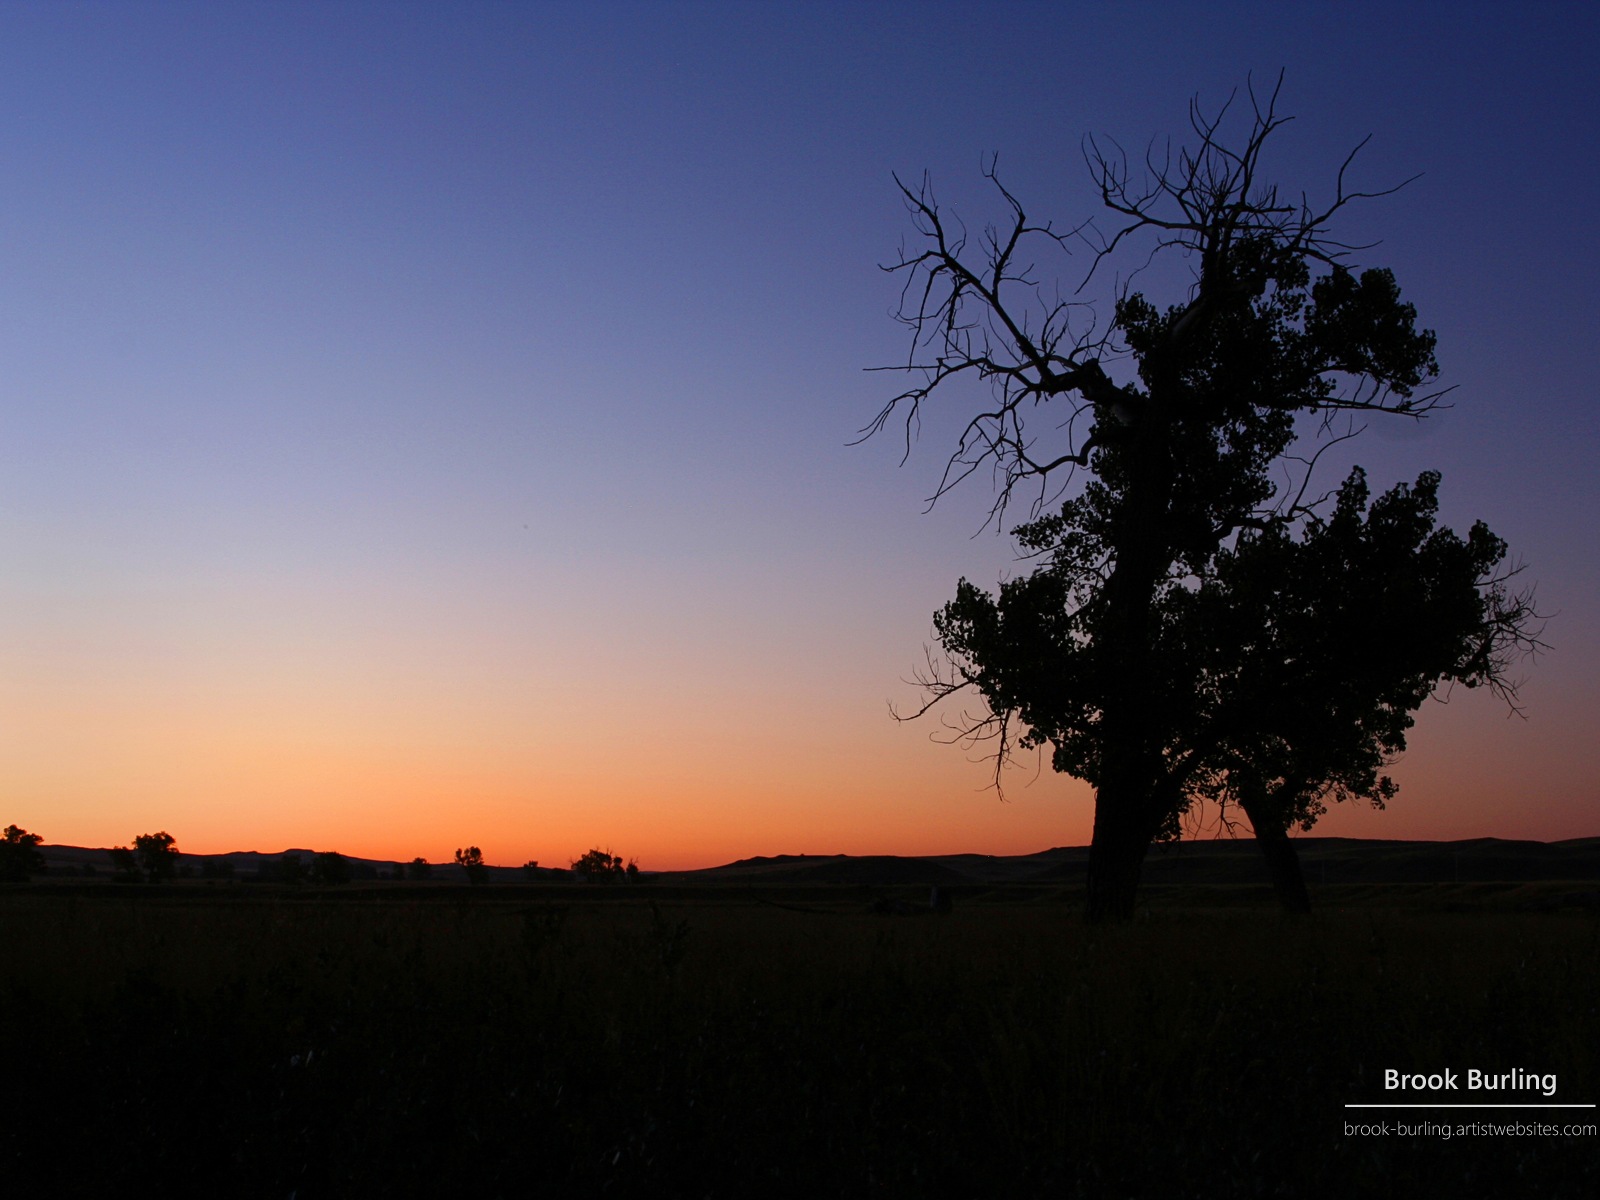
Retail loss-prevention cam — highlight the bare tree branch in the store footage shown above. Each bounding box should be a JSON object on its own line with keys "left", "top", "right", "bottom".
{"left": 860, "top": 71, "right": 1438, "bottom": 530}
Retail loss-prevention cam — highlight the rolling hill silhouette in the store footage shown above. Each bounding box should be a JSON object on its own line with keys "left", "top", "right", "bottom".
{"left": 30, "top": 836, "right": 1600, "bottom": 889}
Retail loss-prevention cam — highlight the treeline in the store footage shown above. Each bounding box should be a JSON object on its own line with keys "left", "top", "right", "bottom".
{"left": 1, "top": 825, "right": 642, "bottom": 887}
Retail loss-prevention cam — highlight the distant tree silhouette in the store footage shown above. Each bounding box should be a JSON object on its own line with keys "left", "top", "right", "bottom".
{"left": 454, "top": 846, "right": 489, "bottom": 886}
{"left": 273, "top": 852, "right": 307, "bottom": 884}
{"left": 311, "top": 851, "right": 351, "bottom": 885}
{"left": 0, "top": 825, "right": 45, "bottom": 882}
{"left": 522, "top": 860, "right": 540, "bottom": 881}
{"left": 132, "top": 832, "right": 179, "bottom": 883}
{"left": 866, "top": 76, "right": 1538, "bottom": 920}
{"left": 572, "top": 848, "right": 628, "bottom": 883}
{"left": 405, "top": 857, "right": 433, "bottom": 882}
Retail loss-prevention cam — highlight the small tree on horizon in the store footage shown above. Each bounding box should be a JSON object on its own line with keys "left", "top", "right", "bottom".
{"left": 0, "top": 825, "right": 46, "bottom": 882}
{"left": 572, "top": 848, "right": 628, "bottom": 883}
{"left": 454, "top": 846, "right": 489, "bottom": 886}
{"left": 132, "top": 832, "right": 179, "bottom": 883}
{"left": 405, "top": 857, "right": 433, "bottom": 881}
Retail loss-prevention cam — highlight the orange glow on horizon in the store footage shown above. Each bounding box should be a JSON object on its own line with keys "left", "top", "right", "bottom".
{"left": 13, "top": 677, "right": 1594, "bottom": 874}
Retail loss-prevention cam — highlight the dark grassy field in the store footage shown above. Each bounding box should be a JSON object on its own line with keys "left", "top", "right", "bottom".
{"left": 3, "top": 885, "right": 1596, "bottom": 1197}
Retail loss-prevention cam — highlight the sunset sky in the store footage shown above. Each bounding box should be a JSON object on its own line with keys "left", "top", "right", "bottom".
{"left": 2, "top": 2, "right": 1594, "bottom": 870}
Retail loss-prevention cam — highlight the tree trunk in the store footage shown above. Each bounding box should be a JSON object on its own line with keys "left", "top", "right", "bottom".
{"left": 1085, "top": 394, "right": 1175, "bottom": 924}
{"left": 1086, "top": 787, "right": 1151, "bottom": 922}
{"left": 1241, "top": 800, "right": 1312, "bottom": 914}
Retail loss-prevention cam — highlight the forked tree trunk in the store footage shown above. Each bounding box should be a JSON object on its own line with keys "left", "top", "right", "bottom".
{"left": 1241, "top": 799, "right": 1313, "bottom": 914}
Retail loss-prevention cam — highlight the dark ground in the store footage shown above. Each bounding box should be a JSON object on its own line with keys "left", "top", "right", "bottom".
{"left": 2, "top": 876, "right": 1596, "bottom": 1197}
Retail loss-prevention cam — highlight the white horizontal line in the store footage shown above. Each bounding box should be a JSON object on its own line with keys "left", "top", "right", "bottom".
{"left": 1344, "top": 1104, "right": 1595, "bottom": 1109}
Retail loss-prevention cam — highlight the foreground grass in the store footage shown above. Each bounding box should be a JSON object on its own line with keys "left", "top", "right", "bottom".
{"left": 2, "top": 889, "right": 1596, "bottom": 1197}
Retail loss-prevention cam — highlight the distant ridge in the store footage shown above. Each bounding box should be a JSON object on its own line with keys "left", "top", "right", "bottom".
{"left": 679, "top": 837, "right": 1600, "bottom": 887}
{"left": 27, "top": 836, "right": 1600, "bottom": 888}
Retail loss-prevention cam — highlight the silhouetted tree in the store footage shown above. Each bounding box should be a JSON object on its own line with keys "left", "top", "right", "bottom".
{"left": 132, "top": 832, "right": 179, "bottom": 883}
{"left": 1180, "top": 468, "right": 1538, "bottom": 910}
{"left": 272, "top": 852, "right": 307, "bottom": 884}
{"left": 867, "top": 77, "right": 1535, "bottom": 921}
{"left": 948, "top": 468, "right": 1539, "bottom": 914}
{"left": 311, "top": 851, "right": 351, "bottom": 885}
{"left": 454, "top": 846, "right": 489, "bottom": 886}
{"left": 0, "top": 825, "right": 46, "bottom": 882}
{"left": 522, "top": 860, "right": 541, "bottom": 881}
{"left": 572, "top": 848, "right": 627, "bottom": 883}
{"left": 405, "top": 857, "right": 433, "bottom": 881}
